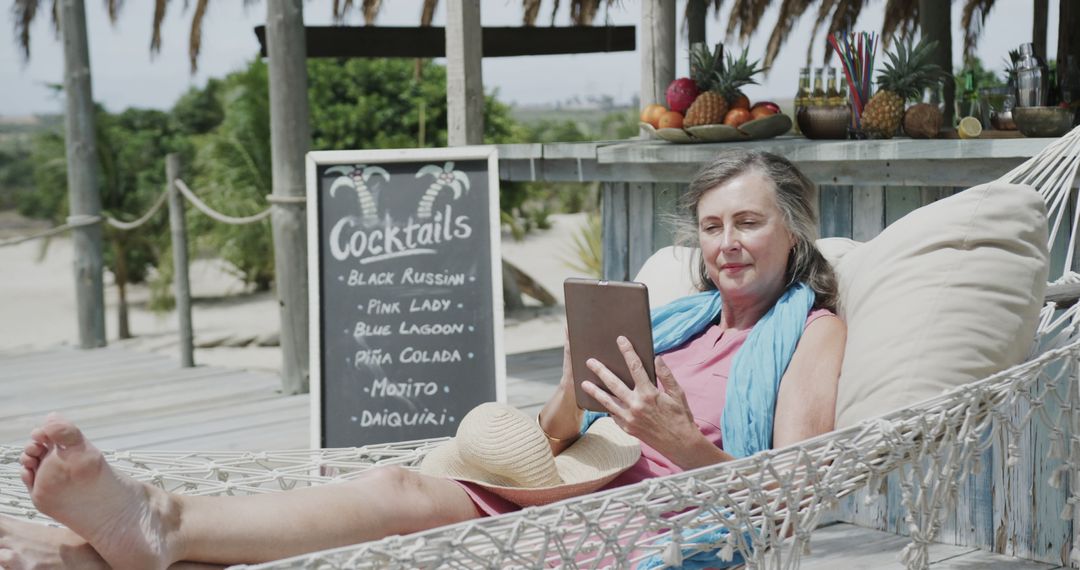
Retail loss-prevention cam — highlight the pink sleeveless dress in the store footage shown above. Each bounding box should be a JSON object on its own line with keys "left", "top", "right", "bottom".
{"left": 457, "top": 308, "right": 835, "bottom": 516}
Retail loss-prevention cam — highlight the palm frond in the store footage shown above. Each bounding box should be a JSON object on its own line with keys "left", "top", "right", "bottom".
{"left": 822, "top": 0, "right": 863, "bottom": 62}
{"left": 331, "top": 0, "right": 354, "bottom": 24}
{"left": 362, "top": 0, "right": 381, "bottom": 25}
{"left": 570, "top": 0, "right": 601, "bottom": 25}
{"left": 960, "top": 0, "right": 996, "bottom": 62}
{"left": 523, "top": 0, "right": 542, "bottom": 26}
{"left": 880, "top": 0, "right": 918, "bottom": 49}
{"left": 13, "top": 0, "right": 41, "bottom": 59}
{"left": 764, "top": 0, "right": 814, "bottom": 69}
{"left": 104, "top": 0, "right": 122, "bottom": 22}
{"left": 150, "top": 0, "right": 169, "bottom": 53}
{"left": 806, "top": 0, "right": 839, "bottom": 60}
{"left": 187, "top": 0, "right": 209, "bottom": 73}
{"left": 680, "top": 0, "right": 724, "bottom": 38}
{"left": 420, "top": 0, "right": 438, "bottom": 26}
{"left": 725, "top": 0, "right": 768, "bottom": 44}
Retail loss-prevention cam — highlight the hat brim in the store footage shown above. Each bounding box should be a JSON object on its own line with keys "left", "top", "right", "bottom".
{"left": 420, "top": 417, "right": 640, "bottom": 507}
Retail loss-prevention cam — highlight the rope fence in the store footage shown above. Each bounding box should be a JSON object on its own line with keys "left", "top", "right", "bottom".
{"left": 0, "top": 164, "right": 304, "bottom": 368}
{"left": 0, "top": 178, "right": 297, "bottom": 248}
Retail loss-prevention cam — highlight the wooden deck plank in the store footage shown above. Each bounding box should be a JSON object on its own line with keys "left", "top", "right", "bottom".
{"left": 97, "top": 397, "right": 310, "bottom": 450}
{"left": 505, "top": 346, "right": 560, "bottom": 417}
{"left": 0, "top": 348, "right": 163, "bottom": 378}
{"left": 0, "top": 367, "right": 263, "bottom": 412}
{"left": 0, "top": 347, "right": 291, "bottom": 451}
{"left": 85, "top": 395, "right": 305, "bottom": 444}
{"left": 0, "top": 370, "right": 276, "bottom": 417}
{"left": 799, "top": 523, "right": 1061, "bottom": 569}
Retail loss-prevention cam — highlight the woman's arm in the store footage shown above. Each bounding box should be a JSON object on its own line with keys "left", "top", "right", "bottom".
{"left": 772, "top": 315, "right": 846, "bottom": 448}
{"left": 537, "top": 338, "right": 584, "bottom": 454}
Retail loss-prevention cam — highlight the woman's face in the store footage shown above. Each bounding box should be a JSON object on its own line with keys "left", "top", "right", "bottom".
{"left": 697, "top": 170, "right": 796, "bottom": 305}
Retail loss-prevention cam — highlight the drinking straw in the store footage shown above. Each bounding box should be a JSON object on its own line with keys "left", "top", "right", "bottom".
{"left": 829, "top": 31, "right": 877, "bottom": 128}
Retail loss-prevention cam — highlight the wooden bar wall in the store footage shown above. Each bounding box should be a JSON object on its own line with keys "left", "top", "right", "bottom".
{"left": 602, "top": 180, "right": 1078, "bottom": 566}
{"left": 826, "top": 186, "right": 1076, "bottom": 566}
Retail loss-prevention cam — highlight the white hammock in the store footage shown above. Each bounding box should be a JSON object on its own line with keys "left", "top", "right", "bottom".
{"left": 3, "top": 128, "right": 1080, "bottom": 570}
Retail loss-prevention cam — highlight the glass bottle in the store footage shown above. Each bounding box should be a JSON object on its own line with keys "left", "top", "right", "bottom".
{"left": 826, "top": 67, "right": 842, "bottom": 106}
{"left": 955, "top": 71, "right": 979, "bottom": 123}
{"left": 967, "top": 72, "right": 982, "bottom": 124}
{"left": 811, "top": 67, "right": 826, "bottom": 106}
{"left": 795, "top": 67, "right": 811, "bottom": 109}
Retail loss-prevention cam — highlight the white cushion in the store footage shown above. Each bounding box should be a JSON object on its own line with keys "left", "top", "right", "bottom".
{"left": 632, "top": 181, "right": 1049, "bottom": 429}
{"left": 633, "top": 246, "right": 700, "bottom": 308}
{"left": 831, "top": 182, "right": 1047, "bottom": 427}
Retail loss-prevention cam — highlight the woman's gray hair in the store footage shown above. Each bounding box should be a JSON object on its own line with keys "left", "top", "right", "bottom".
{"left": 673, "top": 149, "right": 839, "bottom": 311}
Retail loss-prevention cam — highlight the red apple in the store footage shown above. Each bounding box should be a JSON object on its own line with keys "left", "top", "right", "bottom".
{"left": 751, "top": 101, "right": 781, "bottom": 114}
{"left": 666, "top": 78, "right": 700, "bottom": 114}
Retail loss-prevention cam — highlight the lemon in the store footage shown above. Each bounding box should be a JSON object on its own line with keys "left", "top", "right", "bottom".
{"left": 958, "top": 116, "right": 982, "bottom": 139}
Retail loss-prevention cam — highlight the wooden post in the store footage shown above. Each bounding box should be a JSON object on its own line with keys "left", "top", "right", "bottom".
{"left": 58, "top": 0, "right": 106, "bottom": 349}
{"left": 640, "top": 0, "right": 675, "bottom": 135}
{"left": 446, "top": 0, "right": 484, "bottom": 146}
{"left": 1058, "top": 0, "right": 1080, "bottom": 93}
{"left": 1033, "top": 0, "right": 1048, "bottom": 61}
{"left": 919, "top": 0, "right": 953, "bottom": 126}
{"left": 166, "top": 154, "right": 194, "bottom": 368}
{"left": 686, "top": 0, "right": 707, "bottom": 50}
{"left": 267, "top": 0, "right": 311, "bottom": 395}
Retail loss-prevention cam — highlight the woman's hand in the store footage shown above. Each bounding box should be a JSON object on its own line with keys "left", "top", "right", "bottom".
{"left": 581, "top": 336, "right": 708, "bottom": 465}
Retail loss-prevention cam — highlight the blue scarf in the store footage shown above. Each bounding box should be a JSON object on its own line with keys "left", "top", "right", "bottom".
{"left": 579, "top": 283, "right": 815, "bottom": 569}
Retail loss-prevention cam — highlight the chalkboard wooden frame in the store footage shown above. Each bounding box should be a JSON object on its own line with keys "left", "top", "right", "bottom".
{"left": 305, "top": 146, "right": 506, "bottom": 449}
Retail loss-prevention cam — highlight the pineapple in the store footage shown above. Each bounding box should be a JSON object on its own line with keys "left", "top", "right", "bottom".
{"left": 861, "top": 38, "right": 945, "bottom": 138}
{"left": 684, "top": 45, "right": 764, "bottom": 127}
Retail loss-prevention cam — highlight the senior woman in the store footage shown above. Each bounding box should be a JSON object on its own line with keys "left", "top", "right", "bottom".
{"left": 1, "top": 150, "right": 844, "bottom": 570}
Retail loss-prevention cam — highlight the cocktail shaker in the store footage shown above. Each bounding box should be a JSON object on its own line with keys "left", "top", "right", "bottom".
{"left": 1016, "top": 42, "right": 1049, "bottom": 107}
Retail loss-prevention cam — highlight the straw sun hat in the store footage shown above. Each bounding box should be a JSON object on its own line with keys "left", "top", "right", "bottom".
{"left": 420, "top": 403, "right": 641, "bottom": 506}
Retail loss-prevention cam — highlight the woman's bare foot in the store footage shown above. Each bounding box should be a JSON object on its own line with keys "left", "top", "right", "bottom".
{"left": 18, "top": 415, "right": 181, "bottom": 570}
{"left": 0, "top": 516, "right": 108, "bottom": 570}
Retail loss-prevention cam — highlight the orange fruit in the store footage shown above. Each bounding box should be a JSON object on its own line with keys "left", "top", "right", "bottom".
{"left": 750, "top": 106, "right": 776, "bottom": 120}
{"left": 730, "top": 93, "right": 751, "bottom": 110}
{"left": 640, "top": 104, "right": 667, "bottom": 128}
{"left": 723, "top": 108, "right": 752, "bottom": 127}
{"left": 657, "top": 111, "right": 684, "bottom": 129}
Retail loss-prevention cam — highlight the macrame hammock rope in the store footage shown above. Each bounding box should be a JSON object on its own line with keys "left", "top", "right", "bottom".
{"left": 3, "top": 127, "right": 1080, "bottom": 569}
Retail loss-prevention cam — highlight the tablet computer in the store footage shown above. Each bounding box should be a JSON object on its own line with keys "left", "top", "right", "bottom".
{"left": 563, "top": 278, "right": 655, "bottom": 412}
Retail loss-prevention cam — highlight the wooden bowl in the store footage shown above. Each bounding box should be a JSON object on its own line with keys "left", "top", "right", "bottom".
{"left": 1013, "top": 106, "right": 1075, "bottom": 138}
{"left": 797, "top": 106, "right": 851, "bottom": 140}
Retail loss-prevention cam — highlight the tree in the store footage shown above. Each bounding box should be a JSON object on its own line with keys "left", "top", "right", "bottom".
{"left": 24, "top": 104, "right": 181, "bottom": 337}
{"left": 186, "top": 56, "right": 519, "bottom": 289}
{"left": 189, "top": 59, "right": 275, "bottom": 290}
{"left": 0, "top": 141, "right": 35, "bottom": 211}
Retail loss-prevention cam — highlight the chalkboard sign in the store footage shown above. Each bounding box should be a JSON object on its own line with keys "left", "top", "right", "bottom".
{"left": 306, "top": 147, "right": 505, "bottom": 448}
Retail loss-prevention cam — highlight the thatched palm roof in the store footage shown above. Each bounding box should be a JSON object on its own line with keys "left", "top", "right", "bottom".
{"left": 12, "top": 0, "right": 998, "bottom": 73}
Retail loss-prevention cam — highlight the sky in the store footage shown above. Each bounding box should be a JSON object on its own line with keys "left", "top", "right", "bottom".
{"left": 0, "top": 1, "right": 1058, "bottom": 117}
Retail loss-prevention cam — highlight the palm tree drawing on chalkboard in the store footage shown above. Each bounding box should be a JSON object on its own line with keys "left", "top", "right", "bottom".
{"left": 416, "top": 162, "right": 470, "bottom": 219}
{"left": 327, "top": 165, "right": 389, "bottom": 225}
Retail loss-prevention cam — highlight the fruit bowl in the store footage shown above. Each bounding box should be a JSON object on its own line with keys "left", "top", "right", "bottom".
{"left": 1013, "top": 106, "right": 1076, "bottom": 138}
{"left": 640, "top": 113, "right": 792, "bottom": 144}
